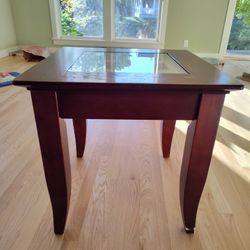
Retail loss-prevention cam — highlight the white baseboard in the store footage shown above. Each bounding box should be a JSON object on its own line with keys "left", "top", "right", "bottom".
{"left": 0, "top": 46, "right": 19, "bottom": 58}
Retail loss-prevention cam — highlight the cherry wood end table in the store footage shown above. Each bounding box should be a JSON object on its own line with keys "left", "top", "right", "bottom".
{"left": 14, "top": 47, "right": 243, "bottom": 234}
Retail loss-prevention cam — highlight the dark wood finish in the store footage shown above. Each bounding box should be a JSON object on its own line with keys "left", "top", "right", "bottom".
{"left": 31, "top": 91, "right": 71, "bottom": 234}
{"left": 13, "top": 48, "right": 244, "bottom": 235}
{"left": 57, "top": 90, "right": 200, "bottom": 120}
{"left": 73, "top": 118, "right": 86, "bottom": 158}
{"left": 180, "top": 94, "right": 225, "bottom": 232}
{"left": 14, "top": 48, "right": 243, "bottom": 91}
{"left": 162, "top": 120, "right": 176, "bottom": 158}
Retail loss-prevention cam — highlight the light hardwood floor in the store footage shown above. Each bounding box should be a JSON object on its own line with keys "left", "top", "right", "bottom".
{"left": 0, "top": 56, "right": 249, "bottom": 250}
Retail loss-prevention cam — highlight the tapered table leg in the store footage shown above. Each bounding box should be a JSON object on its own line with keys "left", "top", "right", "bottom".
{"left": 73, "top": 118, "right": 86, "bottom": 158}
{"left": 31, "top": 91, "right": 71, "bottom": 234}
{"left": 180, "top": 94, "right": 225, "bottom": 233}
{"left": 162, "top": 120, "right": 176, "bottom": 158}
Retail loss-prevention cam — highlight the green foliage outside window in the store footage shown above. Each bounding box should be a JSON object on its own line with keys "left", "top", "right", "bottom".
{"left": 60, "top": 0, "right": 103, "bottom": 37}
{"left": 116, "top": 17, "right": 156, "bottom": 39}
{"left": 235, "top": 0, "right": 250, "bottom": 26}
{"left": 228, "top": 0, "right": 250, "bottom": 50}
{"left": 60, "top": 0, "right": 81, "bottom": 36}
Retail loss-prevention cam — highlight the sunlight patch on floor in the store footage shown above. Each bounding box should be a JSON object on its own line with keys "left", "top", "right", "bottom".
{"left": 213, "top": 140, "right": 250, "bottom": 184}
{"left": 230, "top": 143, "right": 250, "bottom": 169}
{"left": 219, "top": 117, "right": 250, "bottom": 140}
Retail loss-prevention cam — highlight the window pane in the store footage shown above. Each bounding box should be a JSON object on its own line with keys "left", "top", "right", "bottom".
{"left": 59, "top": 0, "right": 103, "bottom": 37}
{"left": 115, "top": 0, "right": 161, "bottom": 39}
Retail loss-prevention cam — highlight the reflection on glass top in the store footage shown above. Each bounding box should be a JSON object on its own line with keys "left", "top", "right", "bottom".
{"left": 68, "top": 50, "right": 187, "bottom": 74}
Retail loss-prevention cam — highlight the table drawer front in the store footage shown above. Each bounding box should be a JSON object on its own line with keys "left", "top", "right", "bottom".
{"left": 57, "top": 90, "right": 200, "bottom": 120}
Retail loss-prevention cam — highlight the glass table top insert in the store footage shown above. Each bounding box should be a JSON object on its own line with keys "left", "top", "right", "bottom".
{"left": 68, "top": 50, "right": 188, "bottom": 74}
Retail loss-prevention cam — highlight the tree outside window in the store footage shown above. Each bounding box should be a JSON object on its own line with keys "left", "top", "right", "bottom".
{"left": 228, "top": 0, "right": 250, "bottom": 51}
{"left": 59, "top": 0, "right": 161, "bottom": 40}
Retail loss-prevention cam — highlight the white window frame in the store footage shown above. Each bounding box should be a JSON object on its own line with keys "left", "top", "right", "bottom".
{"left": 49, "top": 0, "right": 169, "bottom": 48}
{"left": 219, "top": 0, "right": 237, "bottom": 58}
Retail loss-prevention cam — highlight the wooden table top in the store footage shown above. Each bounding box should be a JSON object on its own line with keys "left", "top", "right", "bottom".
{"left": 13, "top": 47, "right": 244, "bottom": 92}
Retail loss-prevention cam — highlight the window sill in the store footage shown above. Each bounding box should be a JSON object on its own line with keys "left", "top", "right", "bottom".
{"left": 52, "top": 37, "right": 164, "bottom": 49}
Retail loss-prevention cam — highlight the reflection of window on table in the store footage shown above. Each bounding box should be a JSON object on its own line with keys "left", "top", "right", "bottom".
{"left": 68, "top": 51, "right": 188, "bottom": 74}
{"left": 68, "top": 52, "right": 106, "bottom": 73}
{"left": 67, "top": 51, "right": 157, "bottom": 73}
{"left": 49, "top": 0, "right": 168, "bottom": 47}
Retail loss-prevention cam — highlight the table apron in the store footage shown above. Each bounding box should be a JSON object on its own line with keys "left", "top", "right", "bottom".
{"left": 57, "top": 90, "right": 201, "bottom": 120}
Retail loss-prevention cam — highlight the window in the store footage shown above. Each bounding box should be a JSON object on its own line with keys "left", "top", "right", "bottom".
{"left": 49, "top": 0, "right": 168, "bottom": 48}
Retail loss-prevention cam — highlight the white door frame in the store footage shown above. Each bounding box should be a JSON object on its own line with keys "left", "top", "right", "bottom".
{"left": 219, "top": 0, "right": 237, "bottom": 58}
